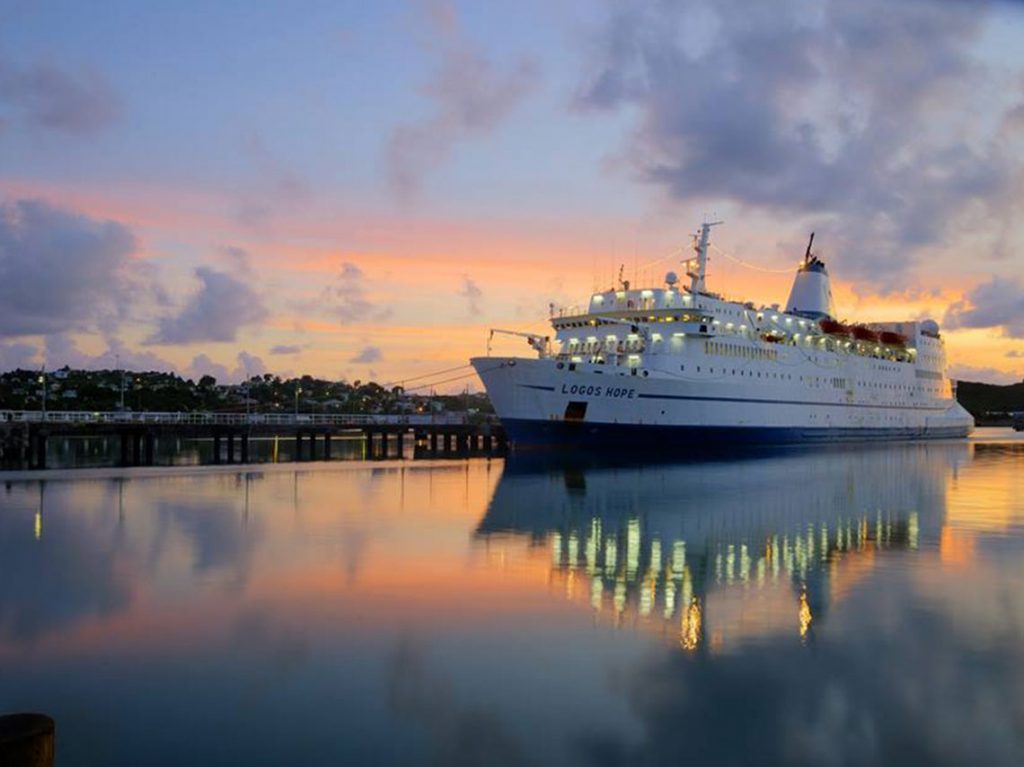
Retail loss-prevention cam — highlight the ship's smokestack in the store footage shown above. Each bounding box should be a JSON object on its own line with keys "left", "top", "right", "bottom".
{"left": 785, "top": 233, "right": 835, "bottom": 319}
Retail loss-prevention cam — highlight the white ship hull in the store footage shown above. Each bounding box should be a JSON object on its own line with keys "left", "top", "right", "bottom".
{"left": 473, "top": 222, "right": 974, "bottom": 451}
{"left": 472, "top": 357, "right": 974, "bottom": 448}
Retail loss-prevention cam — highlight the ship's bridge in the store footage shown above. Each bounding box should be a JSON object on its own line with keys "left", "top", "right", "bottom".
{"left": 587, "top": 287, "right": 696, "bottom": 314}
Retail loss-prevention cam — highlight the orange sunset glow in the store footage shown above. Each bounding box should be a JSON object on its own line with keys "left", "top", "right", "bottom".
{"left": 3, "top": 0, "right": 1024, "bottom": 388}
{"left": 6, "top": 4, "right": 1024, "bottom": 765}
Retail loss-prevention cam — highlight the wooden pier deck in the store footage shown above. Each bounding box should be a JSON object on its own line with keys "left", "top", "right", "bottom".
{"left": 0, "top": 411, "right": 505, "bottom": 469}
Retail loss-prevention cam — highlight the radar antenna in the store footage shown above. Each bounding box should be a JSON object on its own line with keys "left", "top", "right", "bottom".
{"left": 804, "top": 232, "right": 816, "bottom": 266}
{"left": 688, "top": 220, "right": 723, "bottom": 295}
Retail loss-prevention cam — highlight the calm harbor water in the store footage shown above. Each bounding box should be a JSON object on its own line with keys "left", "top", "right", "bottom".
{"left": 2, "top": 429, "right": 1024, "bottom": 766}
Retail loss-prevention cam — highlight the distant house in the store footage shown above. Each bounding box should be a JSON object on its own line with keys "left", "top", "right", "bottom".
{"left": 61, "top": 390, "right": 78, "bottom": 400}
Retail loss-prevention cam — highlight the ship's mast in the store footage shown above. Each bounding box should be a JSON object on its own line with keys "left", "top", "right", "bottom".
{"left": 804, "top": 231, "right": 815, "bottom": 266}
{"left": 688, "top": 220, "right": 723, "bottom": 295}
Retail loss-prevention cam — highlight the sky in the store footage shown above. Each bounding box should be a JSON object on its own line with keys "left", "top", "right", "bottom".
{"left": 2, "top": 0, "right": 1024, "bottom": 388}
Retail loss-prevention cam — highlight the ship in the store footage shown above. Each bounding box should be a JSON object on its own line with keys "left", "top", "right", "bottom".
{"left": 470, "top": 222, "right": 974, "bottom": 448}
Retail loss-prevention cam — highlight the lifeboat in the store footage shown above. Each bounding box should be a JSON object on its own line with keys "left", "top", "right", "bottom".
{"left": 819, "top": 318, "right": 851, "bottom": 337}
{"left": 879, "top": 331, "right": 907, "bottom": 347}
{"left": 851, "top": 325, "right": 880, "bottom": 343}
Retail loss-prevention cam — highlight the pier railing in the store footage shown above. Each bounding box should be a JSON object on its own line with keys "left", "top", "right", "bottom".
{"left": 0, "top": 410, "right": 475, "bottom": 427}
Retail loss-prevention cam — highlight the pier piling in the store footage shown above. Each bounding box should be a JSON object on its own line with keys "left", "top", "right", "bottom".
{"left": 0, "top": 713, "right": 55, "bottom": 767}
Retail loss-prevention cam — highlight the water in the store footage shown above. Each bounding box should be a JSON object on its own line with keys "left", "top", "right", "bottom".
{"left": 2, "top": 429, "right": 1024, "bottom": 766}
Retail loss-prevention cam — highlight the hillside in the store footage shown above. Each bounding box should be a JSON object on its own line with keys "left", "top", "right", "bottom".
{"left": 957, "top": 380, "right": 1024, "bottom": 420}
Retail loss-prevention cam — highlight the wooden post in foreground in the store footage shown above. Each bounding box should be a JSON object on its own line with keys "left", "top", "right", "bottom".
{"left": 0, "top": 713, "right": 54, "bottom": 767}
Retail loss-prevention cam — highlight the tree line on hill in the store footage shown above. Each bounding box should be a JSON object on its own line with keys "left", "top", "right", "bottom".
{"left": 0, "top": 367, "right": 492, "bottom": 415}
{"left": 955, "top": 380, "right": 1024, "bottom": 423}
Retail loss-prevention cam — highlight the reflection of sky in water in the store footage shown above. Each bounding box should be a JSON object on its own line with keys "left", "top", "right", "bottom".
{"left": 1, "top": 433, "right": 1024, "bottom": 765}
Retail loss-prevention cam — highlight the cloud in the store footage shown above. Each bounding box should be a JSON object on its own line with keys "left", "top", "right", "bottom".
{"left": 574, "top": 588, "right": 1024, "bottom": 767}
{"left": 241, "top": 134, "right": 310, "bottom": 200}
{"left": 219, "top": 245, "right": 254, "bottom": 275}
{"left": 322, "top": 262, "right": 392, "bottom": 323}
{"left": 0, "top": 340, "right": 39, "bottom": 370}
{"left": 147, "top": 267, "right": 269, "bottom": 344}
{"left": 574, "top": 0, "right": 1017, "bottom": 283}
{"left": 43, "top": 333, "right": 174, "bottom": 373}
{"left": 233, "top": 134, "right": 312, "bottom": 231}
{"left": 185, "top": 351, "right": 268, "bottom": 384}
{"left": 0, "top": 56, "right": 119, "bottom": 135}
{"left": 185, "top": 353, "right": 230, "bottom": 382}
{"left": 943, "top": 277, "right": 1024, "bottom": 338}
{"left": 947, "top": 364, "right": 1020, "bottom": 385}
{"left": 459, "top": 275, "right": 483, "bottom": 316}
{"left": 270, "top": 344, "right": 303, "bottom": 355}
{"left": 388, "top": 636, "right": 526, "bottom": 767}
{"left": 386, "top": 2, "right": 540, "bottom": 198}
{"left": 235, "top": 350, "right": 267, "bottom": 379}
{"left": 0, "top": 498, "right": 132, "bottom": 644}
{"left": 0, "top": 198, "right": 136, "bottom": 338}
{"left": 156, "top": 497, "right": 257, "bottom": 576}
{"left": 0, "top": 331, "right": 177, "bottom": 374}
{"left": 350, "top": 345, "right": 382, "bottom": 364}
{"left": 1007, "top": 350, "right": 1024, "bottom": 359}
{"left": 97, "top": 335, "right": 175, "bottom": 372}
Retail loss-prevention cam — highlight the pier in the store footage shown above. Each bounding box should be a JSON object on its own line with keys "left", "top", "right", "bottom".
{"left": 0, "top": 411, "right": 505, "bottom": 469}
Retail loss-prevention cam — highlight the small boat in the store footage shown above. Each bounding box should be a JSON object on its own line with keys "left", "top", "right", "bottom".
{"left": 851, "top": 325, "right": 880, "bottom": 343}
{"left": 879, "top": 331, "right": 907, "bottom": 347}
{"left": 819, "top": 319, "right": 851, "bottom": 337}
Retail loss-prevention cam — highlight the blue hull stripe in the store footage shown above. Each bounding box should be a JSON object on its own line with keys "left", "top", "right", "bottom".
{"left": 520, "top": 384, "right": 556, "bottom": 392}
{"left": 500, "top": 418, "right": 968, "bottom": 449}
{"left": 635, "top": 392, "right": 948, "bottom": 412}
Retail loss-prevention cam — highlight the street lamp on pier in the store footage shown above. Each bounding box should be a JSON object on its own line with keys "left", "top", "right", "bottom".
{"left": 38, "top": 368, "right": 47, "bottom": 419}
{"left": 116, "top": 353, "right": 126, "bottom": 411}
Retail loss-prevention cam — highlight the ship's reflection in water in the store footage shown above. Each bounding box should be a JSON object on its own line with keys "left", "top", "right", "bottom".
{"left": 479, "top": 446, "right": 939, "bottom": 653}
{"left": 1, "top": 435, "right": 1024, "bottom": 766}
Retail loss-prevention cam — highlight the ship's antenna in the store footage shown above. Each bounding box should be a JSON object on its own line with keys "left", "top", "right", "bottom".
{"left": 617, "top": 263, "right": 625, "bottom": 290}
{"left": 804, "top": 232, "right": 815, "bottom": 266}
